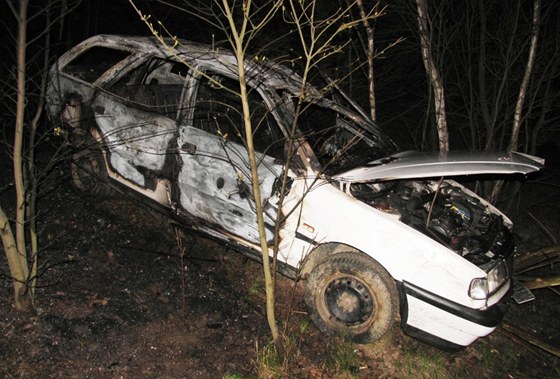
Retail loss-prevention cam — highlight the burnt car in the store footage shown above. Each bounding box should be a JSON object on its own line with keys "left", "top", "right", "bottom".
{"left": 46, "top": 35, "right": 543, "bottom": 349}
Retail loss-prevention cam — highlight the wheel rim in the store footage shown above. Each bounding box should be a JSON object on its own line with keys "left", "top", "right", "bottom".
{"left": 323, "top": 275, "right": 376, "bottom": 327}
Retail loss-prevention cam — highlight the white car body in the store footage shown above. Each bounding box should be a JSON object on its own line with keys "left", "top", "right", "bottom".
{"left": 47, "top": 35, "right": 543, "bottom": 349}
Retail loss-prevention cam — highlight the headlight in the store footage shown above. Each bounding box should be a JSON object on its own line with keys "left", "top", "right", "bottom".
{"left": 469, "top": 260, "right": 508, "bottom": 300}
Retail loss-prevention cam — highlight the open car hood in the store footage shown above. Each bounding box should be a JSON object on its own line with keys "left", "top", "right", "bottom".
{"left": 333, "top": 151, "right": 544, "bottom": 183}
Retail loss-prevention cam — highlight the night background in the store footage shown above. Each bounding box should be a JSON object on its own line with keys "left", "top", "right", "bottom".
{"left": 1, "top": 1, "right": 559, "bottom": 377}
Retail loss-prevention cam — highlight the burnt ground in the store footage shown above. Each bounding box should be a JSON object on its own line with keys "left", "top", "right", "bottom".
{"left": 1, "top": 154, "right": 560, "bottom": 378}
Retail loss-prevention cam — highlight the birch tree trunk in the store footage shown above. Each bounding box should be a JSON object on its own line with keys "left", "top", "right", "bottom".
{"left": 508, "top": 0, "right": 541, "bottom": 152}
{"left": 2, "top": 0, "right": 76, "bottom": 311}
{"left": 10, "top": 0, "right": 32, "bottom": 311}
{"left": 356, "top": 0, "right": 377, "bottom": 121}
{"left": 416, "top": 0, "right": 449, "bottom": 153}
{"left": 221, "top": 0, "right": 282, "bottom": 352}
{"left": 490, "top": 0, "right": 541, "bottom": 203}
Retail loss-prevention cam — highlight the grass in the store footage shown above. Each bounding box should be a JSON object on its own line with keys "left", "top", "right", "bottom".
{"left": 249, "top": 276, "right": 265, "bottom": 297}
{"left": 327, "top": 337, "right": 362, "bottom": 376}
{"left": 398, "top": 345, "right": 448, "bottom": 379}
{"left": 255, "top": 339, "right": 283, "bottom": 378}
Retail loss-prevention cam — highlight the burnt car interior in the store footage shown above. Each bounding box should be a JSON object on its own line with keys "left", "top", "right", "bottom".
{"left": 61, "top": 46, "right": 131, "bottom": 83}
{"left": 192, "top": 73, "right": 285, "bottom": 160}
{"left": 109, "top": 57, "right": 188, "bottom": 118}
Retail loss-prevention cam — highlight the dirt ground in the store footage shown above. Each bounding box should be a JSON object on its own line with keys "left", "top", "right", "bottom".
{"left": 1, "top": 154, "right": 559, "bottom": 378}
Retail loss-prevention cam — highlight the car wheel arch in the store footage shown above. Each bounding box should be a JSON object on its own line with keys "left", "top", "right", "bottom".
{"left": 299, "top": 242, "right": 382, "bottom": 279}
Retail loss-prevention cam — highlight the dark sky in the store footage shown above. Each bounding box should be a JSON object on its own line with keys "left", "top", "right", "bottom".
{"left": 60, "top": 1, "right": 215, "bottom": 46}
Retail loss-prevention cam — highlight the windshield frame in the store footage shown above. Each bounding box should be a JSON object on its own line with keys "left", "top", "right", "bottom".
{"left": 286, "top": 94, "right": 397, "bottom": 175}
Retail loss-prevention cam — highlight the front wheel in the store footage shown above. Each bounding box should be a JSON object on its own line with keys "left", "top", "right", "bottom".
{"left": 304, "top": 252, "right": 398, "bottom": 343}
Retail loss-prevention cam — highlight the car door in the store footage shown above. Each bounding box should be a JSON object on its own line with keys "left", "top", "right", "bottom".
{"left": 177, "top": 72, "right": 285, "bottom": 243}
{"left": 91, "top": 57, "right": 188, "bottom": 189}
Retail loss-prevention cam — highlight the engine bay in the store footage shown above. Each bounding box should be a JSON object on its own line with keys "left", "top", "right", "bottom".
{"left": 349, "top": 179, "right": 514, "bottom": 266}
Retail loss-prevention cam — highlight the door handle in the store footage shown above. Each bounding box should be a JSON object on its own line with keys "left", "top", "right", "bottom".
{"left": 180, "top": 142, "right": 197, "bottom": 154}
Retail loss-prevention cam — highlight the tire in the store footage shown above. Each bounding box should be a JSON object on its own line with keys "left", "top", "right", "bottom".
{"left": 304, "top": 252, "right": 398, "bottom": 343}
{"left": 70, "top": 135, "right": 113, "bottom": 198}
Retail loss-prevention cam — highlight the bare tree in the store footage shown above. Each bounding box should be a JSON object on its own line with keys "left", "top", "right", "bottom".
{"left": 489, "top": 0, "right": 541, "bottom": 203}
{"left": 444, "top": 0, "right": 555, "bottom": 156}
{"left": 219, "top": 0, "right": 284, "bottom": 349}
{"left": 1, "top": 0, "right": 79, "bottom": 311}
{"left": 509, "top": 0, "right": 541, "bottom": 153}
{"left": 393, "top": 0, "right": 555, "bottom": 202}
{"left": 355, "top": 0, "right": 381, "bottom": 121}
{"left": 415, "top": 0, "right": 449, "bottom": 153}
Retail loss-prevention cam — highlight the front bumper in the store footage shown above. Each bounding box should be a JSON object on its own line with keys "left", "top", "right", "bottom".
{"left": 397, "top": 280, "right": 511, "bottom": 350}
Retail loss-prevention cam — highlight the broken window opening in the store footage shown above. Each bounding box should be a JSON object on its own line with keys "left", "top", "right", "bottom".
{"left": 193, "top": 73, "right": 285, "bottom": 160}
{"left": 62, "top": 46, "right": 131, "bottom": 83}
{"left": 108, "top": 57, "right": 191, "bottom": 119}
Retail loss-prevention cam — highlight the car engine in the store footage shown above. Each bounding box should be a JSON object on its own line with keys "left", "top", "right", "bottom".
{"left": 349, "top": 180, "right": 514, "bottom": 266}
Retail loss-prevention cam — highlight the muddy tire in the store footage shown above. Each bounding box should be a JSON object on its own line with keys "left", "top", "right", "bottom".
{"left": 304, "top": 252, "right": 398, "bottom": 343}
{"left": 70, "top": 135, "right": 113, "bottom": 198}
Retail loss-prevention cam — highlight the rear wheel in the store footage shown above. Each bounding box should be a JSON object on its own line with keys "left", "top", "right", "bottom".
{"left": 70, "top": 134, "right": 113, "bottom": 198}
{"left": 304, "top": 252, "right": 398, "bottom": 343}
